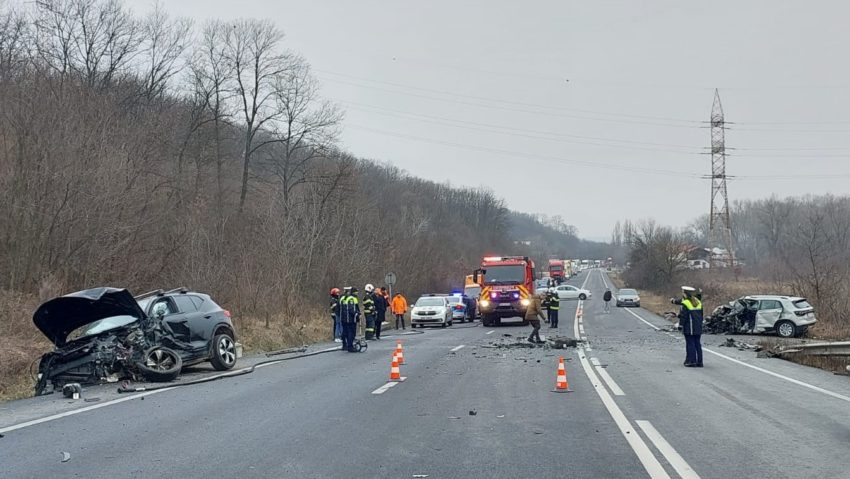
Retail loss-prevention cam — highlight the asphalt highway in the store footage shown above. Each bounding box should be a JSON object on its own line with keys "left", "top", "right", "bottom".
{"left": 3, "top": 269, "right": 850, "bottom": 478}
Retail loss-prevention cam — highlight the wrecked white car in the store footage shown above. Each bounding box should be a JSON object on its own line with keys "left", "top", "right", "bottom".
{"left": 34, "top": 287, "right": 237, "bottom": 395}
{"left": 705, "top": 295, "right": 816, "bottom": 338}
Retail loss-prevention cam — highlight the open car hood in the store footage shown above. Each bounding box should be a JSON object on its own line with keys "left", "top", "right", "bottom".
{"left": 33, "top": 287, "right": 146, "bottom": 347}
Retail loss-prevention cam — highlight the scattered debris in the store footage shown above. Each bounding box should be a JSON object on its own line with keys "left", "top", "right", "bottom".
{"left": 533, "top": 430, "right": 544, "bottom": 435}
{"left": 412, "top": 475, "right": 430, "bottom": 478}
{"left": 83, "top": 397, "right": 101, "bottom": 403}
{"left": 546, "top": 336, "right": 580, "bottom": 349}
{"left": 61, "top": 383, "right": 82, "bottom": 399}
{"left": 502, "top": 333, "right": 513, "bottom": 337}
{"left": 468, "top": 410, "right": 477, "bottom": 416}
{"left": 718, "top": 338, "right": 757, "bottom": 350}
{"left": 496, "top": 415, "right": 505, "bottom": 418}
{"left": 448, "top": 416, "right": 460, "bottom": 420}
{"left": 60, "top": 452, "right": 71, "bottom": 463}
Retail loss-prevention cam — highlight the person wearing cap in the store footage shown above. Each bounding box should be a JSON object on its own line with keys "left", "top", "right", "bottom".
{"left": 363, "top": 284, "right": 377, "bottom": 340}
{"left": 525, "top": 291, "right": 547, "bottom": 344}
{"left": 671, "top": 286, "right": 704, "bottom": 367}
{"left": 340, "top": 286, "right": 361, "bottom": 352}
{"left": 329, "top": 287, "right": 342, "bottom": 343}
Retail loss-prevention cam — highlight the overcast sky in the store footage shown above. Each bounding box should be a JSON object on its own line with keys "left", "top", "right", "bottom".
{"left": 160, "top": 0, "right": 850, "bottom": 240}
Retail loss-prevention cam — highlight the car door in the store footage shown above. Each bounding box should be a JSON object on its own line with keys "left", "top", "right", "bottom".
{"left": 151, "top": 298, "right": 191, "bottom": 343}
{"left": 755, "top": 299, "right": 783, "bottom": 331}
{"left": 173, "top": 295, "right": 209, "bottom": 350}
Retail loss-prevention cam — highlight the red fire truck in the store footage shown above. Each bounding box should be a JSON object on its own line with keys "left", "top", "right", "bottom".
{"left": 474, "top": 256, "right": 536, "bottom": 327}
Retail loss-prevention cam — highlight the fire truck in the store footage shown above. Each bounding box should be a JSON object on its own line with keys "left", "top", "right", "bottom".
{"left": 474, "top": 256, "right": 536, "bottom": 327}
{"left": 548, "top": 259, "right": 565, "bottom": 283}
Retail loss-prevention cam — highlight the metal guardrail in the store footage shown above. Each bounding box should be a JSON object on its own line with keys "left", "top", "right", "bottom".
{"left": 779, "top": 341, "right": 850, "bottom": 357}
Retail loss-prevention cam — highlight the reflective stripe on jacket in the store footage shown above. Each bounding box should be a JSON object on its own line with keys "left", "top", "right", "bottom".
{"left": 679, "top": 297, "right": 703, "bottom": 335}
{"left": 340, "top": 294, "right": 360, "bottom": 323}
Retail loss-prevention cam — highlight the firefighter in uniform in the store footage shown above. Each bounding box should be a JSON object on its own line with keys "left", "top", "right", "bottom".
{"left": 340, "top": 287, "right": 361, "bottom": 352}
{"left": 547, "top": 290, "right": 560, "bottom": 328}
{"left": 363, "top": 284, "right": 377, "bottom": 340}
{"left": 541, "top": 292, "right": 552, "bottom": 325}
{"left": 672, "top": 286, "right": 703, "bottom": 367}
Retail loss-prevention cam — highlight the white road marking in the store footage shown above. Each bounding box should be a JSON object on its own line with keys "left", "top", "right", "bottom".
{"left": 625, "top": 304, "right": 850, "bottom": 406}
{"left": 623, "top": 307, "right": 661, "bottom": 331}
{"left": 371, "top": 382, "right": 399, "bottom": 395}
{"left": 579, "top": 324, "right": 585, "bottom": 334}
{"left": 573, "top": 299, "right": 670, "bottom": 478}
{"left": 591, "top": 357, "right": 601, "bottom": 366}
{"left": 486, "top": 330, "right": 495, "bottom": 335}
{"left": 704, "top": 348, "right": 850, "bottom": 404}
{"left": 450, "top": 344, "right": 465, "bottom": 352}
{"left": 600, "top": 272, "right": 609, "bottom": 289}
{"left": 637, "top": 420, "right": 702, "bottom": 479}
{"left": 576, "top": 348, "right": 669, "bottom": 478}
{"left": 596, "top": 366, "right": 626, "bottom": 396}
{"left": 0, "top": 388, "right": 176, "bottom": 434}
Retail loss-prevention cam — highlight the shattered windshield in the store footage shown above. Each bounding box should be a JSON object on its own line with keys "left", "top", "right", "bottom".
{"left": 68, "top": 315, "right": 139, "bottom": 341}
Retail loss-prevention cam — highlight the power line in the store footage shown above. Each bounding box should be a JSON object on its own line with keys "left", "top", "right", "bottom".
{"left": 344, "top": 124, "right": 703, "bottom": 178}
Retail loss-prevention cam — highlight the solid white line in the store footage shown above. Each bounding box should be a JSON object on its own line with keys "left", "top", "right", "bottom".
{"left": 450, "top": 344, "right": 465, "bottom": 352}
{"left": 637, "top": 420, "right": 702, "bottom": 479}
{"left": 623, "top": 307, "right": 661, "bottom": 331}
{"left": 572, "top": 299, "right": 670, "bottom": 478}
{"left": 486, "top": 330, "right": 495, "bottom": 335}
{"left": 704, "top": 348, "right": 850, "bottom": 404}
{"left": 628, "top": 307, "right": 850, "bottom": 405}
{"left": 576, "top": 348, "right": 669, "bottom": 478}
{"left": 371, "top": 382, "right": 399, "bottom": 395}
{"left": 590, "top": 357, "right": 601, "bottom": 366}
{"left": 580, "top": 270, "right": 592, "bottom": 289}
{"left": 0, "top": 387, "right": 176, "bottom": 434}
{"left": 600, "top": 272, "right": 609, "bottom": 289}
{"left": 596, "top": 366, "right": 626, "bottom": 396}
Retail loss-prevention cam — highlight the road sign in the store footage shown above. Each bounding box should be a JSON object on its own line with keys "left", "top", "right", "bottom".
{"left": 384, "top": 272, "right": 397, "bottom": 286}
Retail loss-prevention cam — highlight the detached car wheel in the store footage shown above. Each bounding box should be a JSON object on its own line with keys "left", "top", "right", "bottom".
{"left": 776, "top": 320, "right": 797, "bottom": 338}
{"left": 210, "top": 333, "right": 237, "bottom": 370}
{"left": 137, "top": 347, "right": 182, "bottom": 382}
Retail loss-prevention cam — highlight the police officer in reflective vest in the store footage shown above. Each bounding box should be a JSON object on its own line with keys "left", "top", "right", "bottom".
{"left": 547, "top": 291, "right": 560, "bottom": 328}
{"left": 363, "top": 284, "right": 377, "bottom": 340}
{"left": 340, "top": 286, "right": 361, "bottom": 352}
{"left": 672, "top": 286, "right": 703, "bottom": 367}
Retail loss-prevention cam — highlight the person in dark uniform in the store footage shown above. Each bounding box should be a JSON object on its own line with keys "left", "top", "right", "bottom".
{"left": 375, "top": 287, "right": 389, "bottom": 340}
{"left": 672, "top": 286, "right": 703, "bottom": 367}
{"left": 547, "top": 291, "right": 560, "bottom": 328}
{"left": 541, "top": 292, "right": 552, "bottom": 325}
{"left": 363, "top": 284, "right": 377, "bottom": 340}
{"left": 340, "top": 286, "right": 361, "bottom": 352}
{"left": 329, "top": 288, "right": 342, "bottom": 343}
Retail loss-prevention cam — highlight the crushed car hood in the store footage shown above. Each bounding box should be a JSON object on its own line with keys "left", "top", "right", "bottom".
{"left": 33, "top": 287, "right": 147, "bottom": 347}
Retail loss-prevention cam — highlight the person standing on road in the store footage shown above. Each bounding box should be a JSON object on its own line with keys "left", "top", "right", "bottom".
{"left": 340, "top": 286, "right": 361, "bottom": 352}
{"left": 391, "top": 292, "right": 408, "bottom": 330}
{"left": 541, "top": 292, "right": 552, "bottom": 325}
{"left": 375, "top": 287, "right": 389, "bottom": 340}
{"left": 548, "top": 291, "right": 560, "bottom": 328}
{"left": 672, "top": 286, "right": 703, "bottom": 367}
{"left": 329, "top": 288, "right": 342, "bottom": 343}
{"left": 525, "top": 292, "right": 547, "bottom": 344}
{"left": 363, "top": 284, "right": 377, "bottom": 340}
{"left": 603, "top": 289, "right": 612, "bottom": 313}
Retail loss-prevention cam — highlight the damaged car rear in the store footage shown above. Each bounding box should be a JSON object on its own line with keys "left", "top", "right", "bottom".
{"left": 33, "top": 287, "right": 237, "bottom": 396}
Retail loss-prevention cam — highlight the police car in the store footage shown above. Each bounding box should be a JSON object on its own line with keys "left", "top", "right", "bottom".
{"left": 445, "top": 293, "right": 475, "bottom": 323}
{"left": 411, "top": 295, "right": 453, "bottom": 328}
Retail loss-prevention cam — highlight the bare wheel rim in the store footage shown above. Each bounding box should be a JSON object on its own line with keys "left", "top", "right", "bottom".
{"left": 218, "top": 336, "right": 236, "bottom": 365}
{"left": 146, "top": 349, "right": 177, "bottom": 371}
{"left": 778, "top": 322, "right": 794, "bottom": 337}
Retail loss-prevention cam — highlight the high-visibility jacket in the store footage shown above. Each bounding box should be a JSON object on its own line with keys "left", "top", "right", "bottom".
{"left": 340, "top": 294, "right": 360, "bottom": 324}
{"left": 391, "top": 295, "right": 408, "bottom": 315}
{"left": 548, "top": 293, "right": 560, "bottom": 311}
{"left": 678, "top": 297, "right": 703, "bottom": 335}
{"left": 363, "top": 292, "right": 377, "bottom": 316}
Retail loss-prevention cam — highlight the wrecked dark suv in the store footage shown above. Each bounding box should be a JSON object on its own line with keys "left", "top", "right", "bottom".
{"left": 34, "top": 287, "right": 238, "bottom": 395}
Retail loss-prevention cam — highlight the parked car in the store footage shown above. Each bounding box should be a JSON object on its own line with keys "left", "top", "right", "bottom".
{"left": 445, "top": 293, "right": 475, "bottom": 323}
{"left": 616, "top": 288, "right": 641, "bottom": 307}
{"left": 551, "top": 284, "right": 592, "bottom": 301}
{"left": 411, "top": 295, "right": 452, "bottom": 328}
{"left": 704, "top": 295, "right": 816, "bottom": 338}
{"left": 33, "top": 287, "right": 238, "bottom": 395}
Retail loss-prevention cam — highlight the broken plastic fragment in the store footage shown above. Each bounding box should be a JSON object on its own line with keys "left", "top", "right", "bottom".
{"left": 60, "top": 452, "right": 71, "bottom": 462}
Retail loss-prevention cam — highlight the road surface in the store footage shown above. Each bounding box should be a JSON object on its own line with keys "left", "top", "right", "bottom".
{"left": 3, "top": 269, "right": 850, "bottom": 478}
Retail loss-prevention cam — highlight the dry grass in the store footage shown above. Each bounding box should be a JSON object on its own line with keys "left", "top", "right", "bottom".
{"left": 0, "top": 290, "right": 52, "bottom": 401}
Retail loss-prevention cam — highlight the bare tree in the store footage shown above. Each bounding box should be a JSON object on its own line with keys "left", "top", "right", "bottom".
{"left": 139, "top": 3, "right": 192, "bottom": 99}
{"left": 223, "top": 18, "right": 289, "bottom": 211}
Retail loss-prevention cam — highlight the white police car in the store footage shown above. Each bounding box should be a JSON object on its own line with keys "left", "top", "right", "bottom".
{"left": 411, "top": 295, "right": 452, "bottom": 328}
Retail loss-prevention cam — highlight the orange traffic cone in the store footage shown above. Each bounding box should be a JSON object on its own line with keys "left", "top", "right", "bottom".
{"left": 389, "top": 354, "right": 402, "bottom": 381}
{"left": 554, "top": 356, "right": 571, "bottom": 393}
{"left": 395, "top": 341, "right": 405, "bottom": 365}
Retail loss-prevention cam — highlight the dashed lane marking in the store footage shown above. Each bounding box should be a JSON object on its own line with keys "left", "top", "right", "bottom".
{"left": 637, "top": 420, "right": 702, "bottom": 479}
